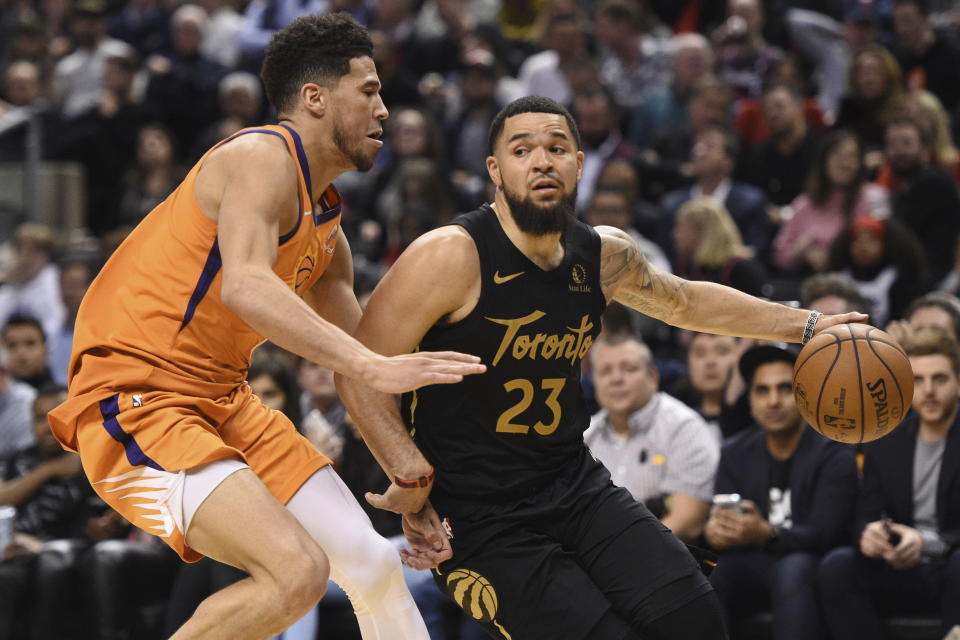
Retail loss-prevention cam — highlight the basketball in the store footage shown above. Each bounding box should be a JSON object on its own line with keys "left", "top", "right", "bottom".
{"left": 793, "top": 323, "right": 913, "bottom": 443}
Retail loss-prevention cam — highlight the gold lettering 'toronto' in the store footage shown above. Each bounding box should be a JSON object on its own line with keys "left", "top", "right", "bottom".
{"left": 486, "top": 311, "right": 546, "bottom": 366}
{"left": 485, "top": 312, "right": 594, "bottom": 367}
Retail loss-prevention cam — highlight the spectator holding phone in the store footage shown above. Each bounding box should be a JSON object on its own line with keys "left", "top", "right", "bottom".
{"left": 704, "top": 344, "right": 858, "bottom": 640}
{"left": 818, "top": 329, "right": 960, "bottom": 638}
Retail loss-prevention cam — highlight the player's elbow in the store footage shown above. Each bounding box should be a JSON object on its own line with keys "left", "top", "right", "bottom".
{"left": 220, "top": 275, "right": 246, "bottom": 315}
{"left": 220, "top": 266, "right": 264, "bottom": 316}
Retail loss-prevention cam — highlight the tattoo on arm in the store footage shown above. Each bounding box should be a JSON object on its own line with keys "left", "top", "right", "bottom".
{"left": 600, "top": 233, "right": 688, "bottom": 323}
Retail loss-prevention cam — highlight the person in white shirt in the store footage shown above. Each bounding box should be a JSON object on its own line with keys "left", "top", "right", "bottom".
{"left": 0, "top": 224, "right": 65, "bottom": 343}
{"left": 0, "top": 341, "right": 35, "bottom": 459}
{"left": 585, "top": 334, "right": 719, "bottom": 541}
{"left": 51, "top": 0, "right": 130, "bottom": 120}
{"left": 516, "top": 13, "right": 587, "bottom": 106}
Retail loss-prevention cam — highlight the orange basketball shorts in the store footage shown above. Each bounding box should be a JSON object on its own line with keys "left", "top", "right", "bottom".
{"left": 71, "top": 383, "right": 330, "bottom": 561}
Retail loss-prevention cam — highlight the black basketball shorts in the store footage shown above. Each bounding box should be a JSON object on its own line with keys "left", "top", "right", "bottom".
{"left": 430, "top": 454, "right": 713, "bottom": 640}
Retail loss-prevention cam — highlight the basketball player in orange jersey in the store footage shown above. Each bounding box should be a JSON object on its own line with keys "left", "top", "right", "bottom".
{"left": 47, "top": 13, "right": 484, "bottom": 640}
{"left": 338, "top": 96, "right": 868, "bottom": 640}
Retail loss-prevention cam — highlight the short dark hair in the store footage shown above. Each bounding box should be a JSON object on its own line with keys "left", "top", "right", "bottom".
{"left": 573, "top": 84, "right": 619, "bottom": 117}
{"left": 739, "top": 344, "right": 797, "bottom": 386}
{"left": 697, "top": 125, "right": 740, "bottom": 160}
{"left": 249, "top": 353, "right": 302, "bottom": 427}
{"left": 2, "top": 313, "right": 45, "bottom": 343}
{"left": 905, "top": 292, "right": 960, "bottom": 338}
{"left": 894, "top": 0, "right": 929, "bottom": 15}
{"left": 591, "top": 184, "right": 631, "bottom": 208}
{"left": 591, "top": 332, "right": 656, "bottom": 370}
{"left": 800, "top": 272, "right": 872, "bottom": 314}
{"left": 261, "top": 12, "right": 373, "bottom": 115}
{"left": 35, "top": 384, "right": 67, "bottom": 401}
{"left": 59, "top": 251, "right": 101, "bottom": 277}
{"left": 887, "top": 116, "right": 932, "bottom": 149}
{"left": 596, "top": 0, "right": 643, "bottom": 31}
{"left": 488, "top": 96, "right": 581, "bottom": 156}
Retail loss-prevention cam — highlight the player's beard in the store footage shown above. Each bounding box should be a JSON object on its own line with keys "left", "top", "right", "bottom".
{"left": 332, "top": 112, "right": 375, "bottom": 172}
{"left": 501, "top": 183, "right": 577, "bottom": 237}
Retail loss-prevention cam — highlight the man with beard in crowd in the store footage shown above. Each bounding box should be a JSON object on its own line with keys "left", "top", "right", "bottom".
{"left": 886, "top": 117, "right": 960, "bottom": 283}
{"left": 338, "top": 95, "right": 865, "bottom": 640}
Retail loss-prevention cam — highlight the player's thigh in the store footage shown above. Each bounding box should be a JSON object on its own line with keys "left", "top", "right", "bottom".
{"left": 434, "top": 528, "right": 617, "bottom": 640}
{"left": 185, "top": 467, "right": 328, "bottom": 584}
{"left": 218, "top": 390, "right": 330, "bottom": 506}
{"left": 74, "top": 393, "right": 247, "bottom": 562}
{"left": 567, "top": 483, "right": 711, "bottom": 626}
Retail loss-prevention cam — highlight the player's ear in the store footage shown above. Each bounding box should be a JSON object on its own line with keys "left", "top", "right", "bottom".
{"left": 301, "top": 83, "right": 327, "bottom": 117}
{"left": 486, "top": 155, "right": 502, "bottom": 189}
{"left": 576, "top": 149, "right": 584, "bottom": 182}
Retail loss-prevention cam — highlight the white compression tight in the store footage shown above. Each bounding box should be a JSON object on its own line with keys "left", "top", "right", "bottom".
{"left": 285, "top": 466, "right": 429, "bottom": 640}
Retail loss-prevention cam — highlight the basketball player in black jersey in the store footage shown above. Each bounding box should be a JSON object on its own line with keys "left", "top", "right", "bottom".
{"left": 337, "top": 96, "right": 866, "bottom": 640}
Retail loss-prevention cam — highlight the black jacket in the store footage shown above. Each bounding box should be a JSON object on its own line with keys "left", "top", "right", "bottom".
{"left": 857, "top": 409, "right": 960, "bottom": 551}
{"left": 714, "top": 426, "right": 858, "bottom": 554}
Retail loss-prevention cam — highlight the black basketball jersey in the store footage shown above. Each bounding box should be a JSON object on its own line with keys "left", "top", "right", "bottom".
{"left": 401, "top": 205, "right": 606, "bottom": 501}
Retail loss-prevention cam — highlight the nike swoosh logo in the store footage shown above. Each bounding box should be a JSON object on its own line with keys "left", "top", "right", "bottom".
{"left": 493, "top": 270, "right": 524, "bottom": 284}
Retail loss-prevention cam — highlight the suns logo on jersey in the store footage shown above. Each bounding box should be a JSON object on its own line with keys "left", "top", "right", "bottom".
{"left": 446, "top": 569, "right": 512, "bottom": 639}
{"left": 295, "top": 253, "right": 316, "bottom": 292}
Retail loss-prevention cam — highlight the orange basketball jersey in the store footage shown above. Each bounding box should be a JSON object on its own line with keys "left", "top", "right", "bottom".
{"left": 49, "top": 124, "right": 342, "bottom": 451}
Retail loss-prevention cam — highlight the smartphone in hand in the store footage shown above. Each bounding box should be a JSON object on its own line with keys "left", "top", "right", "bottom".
{"left": 883, "top": 518, "right": 902, "bottom": 546}
{"left": 713, "top": 493, "right": 742, "bottom": 511}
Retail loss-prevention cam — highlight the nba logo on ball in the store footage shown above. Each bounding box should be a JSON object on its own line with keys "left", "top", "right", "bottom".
{"left": 794, "top": 324, "right": 913, "bottom": 443}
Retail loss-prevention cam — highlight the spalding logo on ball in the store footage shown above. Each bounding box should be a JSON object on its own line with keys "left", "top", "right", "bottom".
{"left": 446, "top": 569, "right": 513, "bottom": 639}
{"left": 794, "top": 323, "right": 913, "bottom": 443}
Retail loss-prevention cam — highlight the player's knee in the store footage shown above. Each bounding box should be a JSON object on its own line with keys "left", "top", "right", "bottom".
{"left": 364, "top": 532, "right": 403, "bottom": 580}
{"left": 333, "top": 530, "right": 403, "bottom": 604}
{"left": 262, "top": 537, "right": 329, "bottom": 616}
{"left": 273, "top": 549, "right": 329, "bottom": 620}
{"left": 340, "top": 529, "right": 400, "bottom": 583}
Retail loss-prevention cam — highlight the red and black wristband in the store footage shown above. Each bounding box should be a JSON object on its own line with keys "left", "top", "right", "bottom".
{"left": 394, "top": 467, "right": 435, "bottom": 489}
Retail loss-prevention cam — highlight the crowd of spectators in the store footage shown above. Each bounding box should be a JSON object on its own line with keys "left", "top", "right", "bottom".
{"left": 3, "top": 0, "right": 960, "bottom": 638}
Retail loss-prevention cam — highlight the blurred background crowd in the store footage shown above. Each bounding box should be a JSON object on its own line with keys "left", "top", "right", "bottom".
{"left": 2, "top": 0, "right": 960, "bottom": 638}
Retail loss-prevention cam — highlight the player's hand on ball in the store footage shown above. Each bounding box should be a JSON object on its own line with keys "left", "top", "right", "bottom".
{"left": 400, "top": 503, "right": 452, "bottom": 570}
{"left": 812, "top": 312, "right": 869, "bottom": 336}
{"left": 365, "top": 351, "right": 486, "bottom": 394}
{"left": 884, "top": 525, "right": 923, "bottom": 569}
{"left": 860, "top": 521, "right": 895, "bottom": 558}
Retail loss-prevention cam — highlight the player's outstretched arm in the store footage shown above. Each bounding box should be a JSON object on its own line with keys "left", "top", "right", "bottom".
{"left": 596, "top": 226, "right": 867, "bottom": 341}
{"left": 213, "top": 136, "right": 483, "bottom": 394}
{"left": 336, "top": 226, "right": 482, "bottom": 516}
